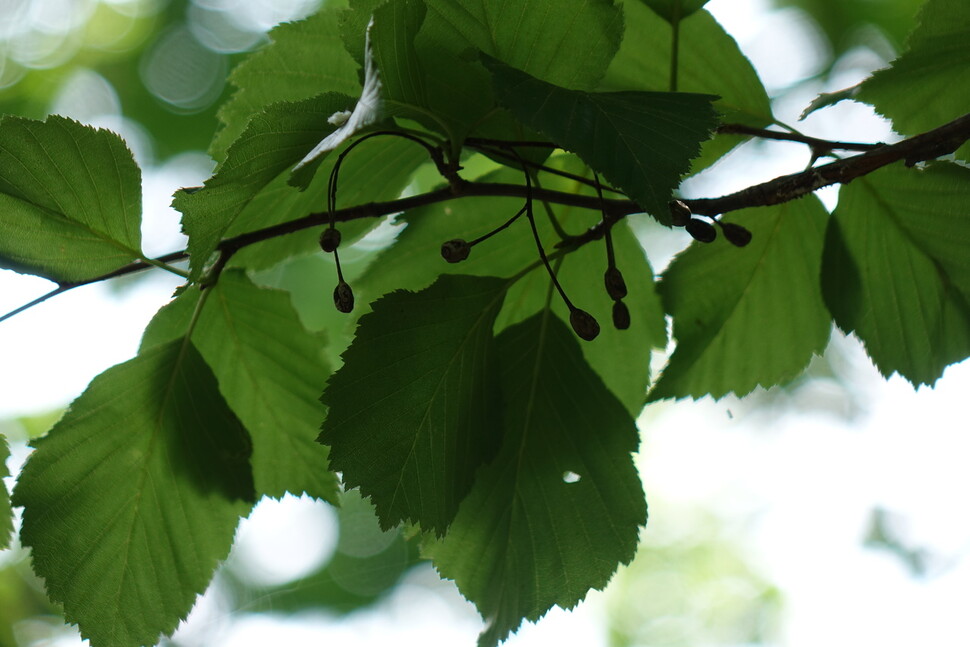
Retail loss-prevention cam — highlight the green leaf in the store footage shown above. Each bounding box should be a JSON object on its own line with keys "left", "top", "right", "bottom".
{"left": 822, "top": 162, "right": 970, "bottom": 386}
{"left": 142, "top": 271, "right": 337, "bottom": 502}
{"left": 321, "top": 274, "right": 508, "bottom": 534}
{"left": 857, "top": 0, "right": 970, "bottom": 141}
{"left": 369, "top": 0, "right": 493, "bottom": 142}
{"left": 428, "top": 312, "right": 646, "bottom": 647}
{"left": 497, "top": 220, "right": 667, "bottom": 416}
{"left": 0, "top": 434, "right": 11, "bottom": 550}
{"left": 356, "top": 163, "right": 667, "bottom": 414}
{"left": 601, "top": 2, "right": 772, "bottom": 171}
{"left": 13, "top": 341, "right": 254, "bottom": 647}
{"left": 0, "top": 115, "right": 142, "bottom": 283}
{"left": 639, "top": 0, "right": 712, "bottom": 23}
{"left": 357, "top": 170, "right": 546, "bottom": 300}
{"left": 425, "top": 0, "right": 623, "bottom": 89}
{"left": 228, "top": 133, "right": 430, "bottom": 271}
{"left": 649, "top": 197, "right": 832, "bottom": 401}
{"left": 176, "top": 94, "right": 355, "bottom": 281}
{"left": 483, "top": 55, "right": 718, "bottom": 222}
{"left": 211, "top": 7, "right": 361, "bottom": 161}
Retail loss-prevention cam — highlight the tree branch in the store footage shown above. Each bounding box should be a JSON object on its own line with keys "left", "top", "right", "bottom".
{"left": 3, "top": 113, "right": 968, "bottom": 323}
{"left": 686, "top": 112, "right": 970, "bottom": 217}
{"left": 716, "top": 123, "right": 882, "bottom": 153}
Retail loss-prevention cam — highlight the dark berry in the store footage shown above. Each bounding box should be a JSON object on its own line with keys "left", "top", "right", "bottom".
{"left": 668, "top": 199, "right": 692, "bottom": 227}
{"left": 440, "top": 239, "right": 471, "bottom": 263}
{"left": 319, "top": 227, "right": 341, "bottom": 253}
{"left": 720, "top": 221, "right": 753, "bottom": 247}
{"left": 604, "top": 267, "right": 628, "bottom": 300}
{"left": 686, "top": 218, "right": 717, "bottom": 243}
{"left": 333, "top": 281, "right": 354, "bottom": 313}
{"left": 569, "top": 308, "right": 600, "bottom": 341}
{"left": 612, "top": 300, "right": 631, "bottom": 330}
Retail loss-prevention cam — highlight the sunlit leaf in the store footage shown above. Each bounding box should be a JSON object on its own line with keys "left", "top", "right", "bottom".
{"left": 822, "top": 162, "right": 970, "bottom": 386}
{"left": 428, "top": 312, "right": 646, "bottom": 647}
{"left": 211, "top": 7, "right": 361, "bottom": 161}
{"left": 229, "top": 134, "right": 430, "bottom": 272}
{"left": 857, "top": 0, "right": 970, "bottom": 147}
{"left": 484, "top": 55, "right": 718, "bottom": 222}
{"left": 176, "top": 94, "right": 354, "bottom": 281}
{"left": 141, "top": 271, "right": 337, "bottom": 502}
{"left": 321, "top": 274, "right": 508, "bottom": 534}
{"left": 0, "top": 115, "right": 142, "bottom": 283}
{"left": 13, "top": 341, "right": 254, "bottom": 647}
{"left": 0, "top": 434, "right": 11, "bottom": 550}
{"left": 425, "top": 0, "right": 623, "bottom": 89}
{"left": 649, "top": 197, "right": 831, "bottom": 401}
{"left": 639, "top": 0, "right": 712, "bottom": 23}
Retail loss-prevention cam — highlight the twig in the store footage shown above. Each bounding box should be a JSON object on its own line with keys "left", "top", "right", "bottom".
{"left": 717, "top": 123, "right": 883, "bottom": 153}
{"left": 0, "top": 251, "right": 188, "bottom": 324}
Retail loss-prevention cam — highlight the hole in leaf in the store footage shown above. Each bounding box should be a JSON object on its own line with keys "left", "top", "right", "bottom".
{"left": 562, "top": 471, "right": 581, "bottom": 484}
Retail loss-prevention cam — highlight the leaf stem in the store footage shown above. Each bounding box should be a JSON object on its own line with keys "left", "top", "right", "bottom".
{"left": 669, "top": 10, "right": 680, "bottom": 93}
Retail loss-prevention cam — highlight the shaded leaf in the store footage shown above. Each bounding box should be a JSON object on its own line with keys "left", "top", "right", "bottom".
{"left": 484, "top": 55, "right": 718, "bottom": 222}
{"left": 357, "top": 163, "right": 666, "bottom": 414}
{"left": 425, "top": 0, "right": 623, "bottom": 89}
{"left": 428, "top": 312, "right": 645, "bottom": 647}
{"left": 211, "top": 7, "right": 361, "bottom": 161}
{"left": 321, "top": 274, "right": 508, "bottom": 534}
{"left": 601, "top": 2, "right": 771, "bottom": 171}
{"left": 177, "top": 94, "right": 355, "bottom": 281}
{"left": 649, "top": 197, "right": 831, "bottom": 401}
{"left": 13, "top": 341, "right": 254, "bottom": 647}
{"left": 369, "top": 0, "right": 493, "bottom": 142}
{"left": 0, "top": 434, "right": 11, "bottom": 550}
{"left": 822, "top": 162, "right": 970, "bottom": 386}
{"left": 639, "top": 0, "right": 712, "bottom": 23}
{"left": 0, "top": 115, "right": 142, "bottom": 283}
{"left": 141, "top": 271, "right": 337, "bottom": 501}
{"left": 857, "top": 0, "right": 970, "bottom": 147}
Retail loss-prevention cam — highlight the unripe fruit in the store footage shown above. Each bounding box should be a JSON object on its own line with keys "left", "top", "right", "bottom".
{"left": 319, "top": 227, "right": 341, "bottom": 253}
{"left": 686, "top": 218, "right": 717, "bottom": 243}
{"left": 612, "top": 300, "right": 631, "bottom": 330}
{"left": 720, "top": 221, "right": 753, "bottom": 247}
{"left": 441, "top": 239, "right": 471, "bottom": 263}
{"left": 333, "top": 281, "right": 354, "bottom": 313}
{"left": 569, "top": 308, "right": 600, "bottom": 341}
{"left": 668, "top": 199, "right": 692, "bottom": 227}
{"left": 604, "top": 267, "right": 628, "bottom": 300}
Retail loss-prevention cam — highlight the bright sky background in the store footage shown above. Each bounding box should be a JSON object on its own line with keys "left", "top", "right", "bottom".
{"left": 2, "top": 0, "right": 969, "bottom": 645}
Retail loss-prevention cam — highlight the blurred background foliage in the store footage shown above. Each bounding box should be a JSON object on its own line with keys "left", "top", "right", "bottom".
{"left": 0, "top": 0, "right": 946, "bottom": 645}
